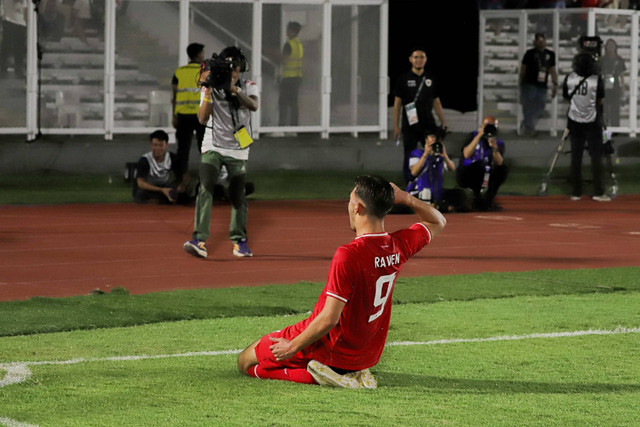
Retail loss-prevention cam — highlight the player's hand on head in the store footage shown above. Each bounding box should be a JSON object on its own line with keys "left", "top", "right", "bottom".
{"left": 390, "top": 182, "right": 410, "bottom": 205}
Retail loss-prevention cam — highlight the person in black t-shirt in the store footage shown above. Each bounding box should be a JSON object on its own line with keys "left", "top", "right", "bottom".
{"left": 393, "top": 48, "right": 447, "bottom": 182}
{"left": 519, "top": 33, "right": 558, "bottom": 136}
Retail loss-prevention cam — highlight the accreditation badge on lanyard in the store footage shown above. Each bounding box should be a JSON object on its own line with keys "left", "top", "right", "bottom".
{"left": 404, "top": 102, "right": 419, "bottom": 126}
{"left": 234, "top": 126, "right": 254, "bottom": 148}
{"left": 405, "top": 77, "right": 426, "bottom": 126}
{"left": 229, "top": 96, "right": 253, "bottom": 148}
{"left": 537, "top": 69, "right": 547, "bottom": 83}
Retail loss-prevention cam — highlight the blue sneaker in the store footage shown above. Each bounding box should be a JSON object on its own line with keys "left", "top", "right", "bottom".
{"left": 232, "top": 238, "right": 253, "bottom": 257}
{"left": 184, "top": 238, "right": 207, "bottom": 258}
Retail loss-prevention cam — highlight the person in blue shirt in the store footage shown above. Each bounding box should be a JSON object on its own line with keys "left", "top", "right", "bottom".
{"left": 406, "top": 131, "right": 470, "bottom": 213}
{"left": 456, "top": 116, "right": 508, "bottom": 211}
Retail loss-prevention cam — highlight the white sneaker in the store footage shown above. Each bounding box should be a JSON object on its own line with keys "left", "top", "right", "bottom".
{"left": 569, "top": 196, "right": 581, "bottom": 201}
{"left": 353, "top": 368, "right": 378, "bottom": 389}
{"left": 592, "top": 195, "right": 612, "bottom": 202}
{"left": 307, "top": 360, "right": 360, "bottom": 389}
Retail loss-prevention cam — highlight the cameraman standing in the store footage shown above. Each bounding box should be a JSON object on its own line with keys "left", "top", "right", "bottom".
{"left": 562, "top": 51, "right": 609, "bottom": 202}
{"left": 456, "top": 116, "right": 508, "bottom": 211}
{"left": 183, "top": 46, "right": 259, "bottom": 259}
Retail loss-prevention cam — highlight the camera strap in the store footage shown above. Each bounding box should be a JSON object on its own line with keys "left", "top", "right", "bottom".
{"left": 413, "top": 76, "right": 426, "bottom": 103}
{"left": 409, "top": 153, "right": 443, "bottom": 201}
{"left": 568, "top": 75, "right": 589, "bottom": 100}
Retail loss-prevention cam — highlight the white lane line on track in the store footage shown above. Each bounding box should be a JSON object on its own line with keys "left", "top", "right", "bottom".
{"left": 473, "top": 215, "right": 523, "bottom": 221}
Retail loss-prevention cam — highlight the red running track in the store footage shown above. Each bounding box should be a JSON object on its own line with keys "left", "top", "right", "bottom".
{"left": 1, "top": 196, "right": 639, "bottom": 301}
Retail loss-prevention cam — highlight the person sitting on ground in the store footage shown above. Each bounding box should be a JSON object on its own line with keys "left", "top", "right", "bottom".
{"left": 133, "top": 130, "right": 191, "bottom": 204}
{"left": 406, "top": 131, "right": 470, "bottom": 213}
{"left": 456, "top": 116, "right": 508, "bottom": 211}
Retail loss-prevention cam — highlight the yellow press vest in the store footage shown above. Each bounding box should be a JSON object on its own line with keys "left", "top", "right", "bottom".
{"left": 174, "top": 63, "right": 202, "bottom": 115}
{"left": 282, "top": 37, "right": 303, "bottom": 78}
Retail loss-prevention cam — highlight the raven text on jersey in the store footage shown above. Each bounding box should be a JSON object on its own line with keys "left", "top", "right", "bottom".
{"left": 375, "top": 253, "right": 400, "bottom": 268}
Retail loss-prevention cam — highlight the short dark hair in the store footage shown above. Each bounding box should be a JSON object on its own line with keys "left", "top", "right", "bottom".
{"left": 534, "top": 32, "right": 546, "bottom": 40}
{"left": 409, "top": 46, "right": 427, "bottom": 56}
{"left": 187, "top": 43, "right": 204, "bottom": 60}
{"left": 150, "top": 129, "right": 169, "bottom": 143}
{"left": 287, "top": 21, "right": 302, "bottom": 34}
{"left": 354, "top": 175, "right": 394, "bottom": 219}
{"left": 219, "top": 46, "right": 248, "bottom": 71}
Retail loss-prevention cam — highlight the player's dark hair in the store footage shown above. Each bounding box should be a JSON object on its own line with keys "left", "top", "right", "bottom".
{"left": 354, "top": 175, "right": 394, "bottom": 219}
{"left": 187, "top": 43, "right": 204, "bottom": 61}
{"left": 150, "top": 129, "right": 169, "bottom": 143}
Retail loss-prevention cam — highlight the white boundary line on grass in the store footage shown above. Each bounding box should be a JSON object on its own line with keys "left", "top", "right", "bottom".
{"left": 0, "top": 418, "right": 38, "bottom": 427}
{"left": 2, "top": 326, "right": 639, "bottom": 389}
{"left": 1, "top": 326, "right": 639, "bottom": 427}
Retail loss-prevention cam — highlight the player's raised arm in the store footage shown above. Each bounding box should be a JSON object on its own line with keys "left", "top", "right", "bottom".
{"left": 390, "top": 182, "right": 446, "bottom": 237}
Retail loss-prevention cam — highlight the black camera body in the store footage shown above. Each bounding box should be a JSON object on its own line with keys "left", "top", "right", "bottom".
{"left": 200, "top": 54, "right": 233, "bottom": 91}
{"left": 431, "top": 141, "right": 443, "bottom": 156}
{"left": 578, "top": 35, "right": 602, "bottom": 58}
{"left": 482, "top": 123, "right": 498, "bottom": 139}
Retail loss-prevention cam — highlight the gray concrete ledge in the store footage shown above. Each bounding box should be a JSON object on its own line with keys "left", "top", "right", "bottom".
{"left": 1, "top": 131, "right": 639, "bottom": 176}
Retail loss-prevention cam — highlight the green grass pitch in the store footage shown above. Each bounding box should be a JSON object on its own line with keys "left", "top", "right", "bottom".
{"left": 1, "top": 269, "right": 639, "bottom": 426}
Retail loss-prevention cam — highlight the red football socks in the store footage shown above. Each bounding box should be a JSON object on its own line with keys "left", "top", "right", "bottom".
{"left": 250, "top": 364, "right": 316, "bottom": 384}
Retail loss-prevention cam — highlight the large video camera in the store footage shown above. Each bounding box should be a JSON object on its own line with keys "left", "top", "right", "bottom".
{"left": 573, "top": 35, "right": 602, "bottom": 77}
{"left": 200, "top": 54, "right": 234, "bottom": 91}
{"left": 200, "top": 46, "right": 249, "bottom": 92}
{"left": 578, "top": 35, "right": 602, "bottom": 58}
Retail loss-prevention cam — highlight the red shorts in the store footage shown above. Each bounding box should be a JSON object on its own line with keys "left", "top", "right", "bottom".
{"left": 254, "top": 328, "right": 316, "bottom": 370}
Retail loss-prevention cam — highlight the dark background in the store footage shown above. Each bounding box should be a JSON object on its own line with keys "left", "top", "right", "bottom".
{"left": 388, "top": 1, "right": 480, "bottom": 112}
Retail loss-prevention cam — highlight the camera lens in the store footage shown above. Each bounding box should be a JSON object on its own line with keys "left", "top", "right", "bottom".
{"left": 483, "top": 124, "right": 497, "bottom": 138}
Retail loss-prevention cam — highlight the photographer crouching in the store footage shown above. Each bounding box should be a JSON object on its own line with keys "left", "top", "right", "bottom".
{"left": 183, "top": 46, "right": 259, "bottom": 259}
{"left": 456, "top": 116, "right": 508, "bottom": 211}
{"left": 406, "top": 130, "right": 470, "bottom": 213}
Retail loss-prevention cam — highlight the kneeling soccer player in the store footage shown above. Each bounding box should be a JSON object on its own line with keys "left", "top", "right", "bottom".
{"left": 237, "top": 175, "right": 446, "bottom": 388}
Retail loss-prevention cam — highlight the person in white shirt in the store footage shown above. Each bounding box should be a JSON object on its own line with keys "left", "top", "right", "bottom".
{"left": 183, "top": 46, "right": 259, "bottom": 259}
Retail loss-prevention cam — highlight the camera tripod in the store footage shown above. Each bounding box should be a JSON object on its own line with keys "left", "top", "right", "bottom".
{"left": 537, "top": 128, "right": 619, "bottom": 197}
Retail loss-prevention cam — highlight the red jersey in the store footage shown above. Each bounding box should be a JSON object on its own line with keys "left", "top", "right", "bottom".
{"left": 283, "top": 223, "right": 431, "bottom": 370}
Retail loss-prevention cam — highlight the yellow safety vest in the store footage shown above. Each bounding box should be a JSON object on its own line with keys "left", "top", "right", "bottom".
{"left": 174, "top": 63, "right": 202, "bottom": 115}
{"left": 282, "top": 37, "right": 303, "bottom": 78}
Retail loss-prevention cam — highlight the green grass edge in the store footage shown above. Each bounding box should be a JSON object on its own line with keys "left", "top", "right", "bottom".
{"left": 2, "top": 266, "right": 638, "bottom": 337}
